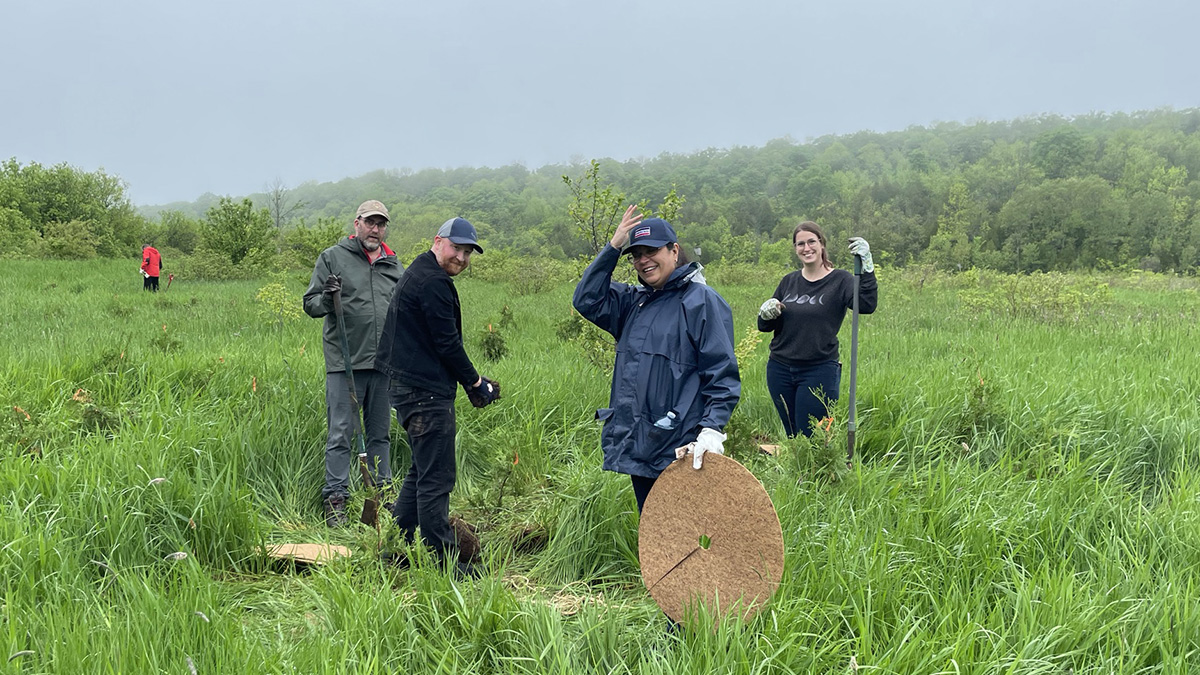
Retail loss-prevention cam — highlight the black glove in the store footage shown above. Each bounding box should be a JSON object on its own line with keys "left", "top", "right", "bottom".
{"left": 466, "top": 377, "right": 501, "bottom": 408}
{"left": 323, "top": 274, "right": 342, "bottom": 295}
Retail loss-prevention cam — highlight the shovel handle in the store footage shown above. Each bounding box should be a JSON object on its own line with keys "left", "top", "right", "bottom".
{"left": 357, "top": 453, "right": 376, "bottom": 489}
{"left": 848, "top": 252, "right": 862, "bottom": 462}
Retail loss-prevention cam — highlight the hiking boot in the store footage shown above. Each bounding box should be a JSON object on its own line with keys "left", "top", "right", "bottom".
{"left": 453, "top": 560, "right": 482, "bottom": 581}
{"left": 324, "top": 495, "right": 348, "bottom": 528}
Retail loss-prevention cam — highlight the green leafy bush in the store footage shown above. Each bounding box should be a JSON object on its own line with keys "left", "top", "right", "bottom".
{"left": 280, "top": 217, "right": 347, "bottom": 271}
{"left": 0, "top": 207, "right": 39, "bottom": 258}
{"left": 176, "top": 247, "right": 277, "bottom": 281}
{"left": 201, "top": 197, "right": 274, "bottom": 265}
{"left": 479, "top": 323, "right": 508, "bottom": 362}
{"left": 255, "top": 274, "right": 303, "bottom": 327}
{"left": 553, "top": 310, "right": 613, "bottom": 371}
{"left": 959, "top": 270, "right": 1113, "bottom": 322}
{"left": 471, "top": 248, "right": 573, "bottom": 294}
{"left": 40, "top": 220, "right": 100, "bottom": 259}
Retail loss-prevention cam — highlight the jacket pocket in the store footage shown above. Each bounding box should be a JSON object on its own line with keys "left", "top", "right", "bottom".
{"left": 642, "top": 420, "right": 677, "bottom": 460}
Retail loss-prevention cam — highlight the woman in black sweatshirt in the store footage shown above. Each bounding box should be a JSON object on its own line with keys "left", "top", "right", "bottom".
{"left": 756, "top": 221, "right": 878, "bottom": 438}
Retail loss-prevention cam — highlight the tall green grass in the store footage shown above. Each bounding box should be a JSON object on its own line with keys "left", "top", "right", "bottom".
{"left": 2, "top": 260, "right": 1198, "bottom": 673}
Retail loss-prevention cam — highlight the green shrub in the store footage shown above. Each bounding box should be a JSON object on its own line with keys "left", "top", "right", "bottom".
{"left": 280, "top": 217, "right": 347, "bottom": 271}
{"left": 40, "top": 220, "right": 100, "bottom": 259}
{"left": 177, "top": 247, "right": 277, "bottom": 281}
{"left": 553, "top": 310, "right": 613, "bottom": 371}
{"left": 201, "top": 197, "right": 274, "bottom": 265}
{"left": 959, "top": 270, "right": 1113, "bottom": 322}
{"left": 479, "top": 323, "right": 508, "bottom": 362}
{"left": 0, "top": 207, "right": 39, "bottom": 258}
{"left": 471, "top": 248, "right": 574, "bottom": 294}
{"left": 255, "top": 274, "right": 303, "bottom": 327}
{"left": 149, "top": 325, "right": 182, "bottom": 353}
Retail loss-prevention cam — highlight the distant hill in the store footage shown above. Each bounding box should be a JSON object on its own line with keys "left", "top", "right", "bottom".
{"left": 63, "top": 107, "right": 1200, "bottom": 272}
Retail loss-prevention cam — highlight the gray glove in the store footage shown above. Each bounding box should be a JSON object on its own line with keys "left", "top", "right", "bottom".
{"left": 323, "top": 274, "right": 342, "bottom": 295}
{"left": 848, "top": 237, "right": 874, "bottom": 273}
{"left": 758, "top": 298, "right": 783, "bottom": 320}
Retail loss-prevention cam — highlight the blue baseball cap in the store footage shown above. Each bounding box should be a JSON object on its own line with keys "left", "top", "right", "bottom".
{"left": 436, "top": 217, "right": 483, "bottom": 253}
{"left": 622, "top": 218, "right": 677, "bottom": 253}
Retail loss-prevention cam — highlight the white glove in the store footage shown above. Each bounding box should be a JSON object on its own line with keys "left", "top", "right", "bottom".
{"left": 140, "top": 269, "right": 150, "bottom": 278}
{"left": 758, "top": 298, "right": 783, "bottom": 320}
{"left": 848, "top": 237, "right": 874, "bottom": 273}
{"left": 674, "top": 427, "right": 726, "bottom": 470}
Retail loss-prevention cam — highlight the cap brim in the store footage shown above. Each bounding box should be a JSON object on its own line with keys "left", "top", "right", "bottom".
{"left": 622, "top": 239, "right": 673, "bottom": 253}
{"left": 448, "top": 237, "right": 483, "bottom": 254}
{"left": 358, "top": 210, "right": 389, "bottom": 221}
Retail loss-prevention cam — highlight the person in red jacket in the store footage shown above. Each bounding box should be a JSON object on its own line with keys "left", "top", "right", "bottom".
{"left": 141, "top": 244, "right": 163, "bottom": 292}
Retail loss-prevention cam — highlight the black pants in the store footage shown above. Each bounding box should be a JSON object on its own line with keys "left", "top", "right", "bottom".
{"left": 143, "top": 276, "right": 159, "bottom": 292}
{"left": 630, "top": 474, "right": 657, "bottom": 513}
{"left": 390, "top": 383, "right": 457, "bottom": 558}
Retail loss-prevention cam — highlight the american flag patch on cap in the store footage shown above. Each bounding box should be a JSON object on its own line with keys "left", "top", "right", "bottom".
{"left": 633, "top": 227, "right": 651, "bottom": 239}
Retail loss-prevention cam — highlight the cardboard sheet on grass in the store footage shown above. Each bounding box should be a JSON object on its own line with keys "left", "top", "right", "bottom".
{"left": 265, "top": 543, "right": 351, "bottom": 567}
{"left": 639, "top": 454, "right": 784, "bottom": 626}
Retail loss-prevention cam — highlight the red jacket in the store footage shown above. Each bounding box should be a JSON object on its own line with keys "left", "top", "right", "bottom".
{"left": 141, "top": 246, "right": 162, "bottom": 276}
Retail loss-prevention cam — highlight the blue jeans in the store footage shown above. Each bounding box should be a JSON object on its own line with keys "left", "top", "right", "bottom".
{"left": 323, "top": 370, "right": 393, "bottom": 500}
{"left": 389, "top": 382, "right": 458, "bottom": 558}
{"left": 766, "top": 359, "right": 840, "bottom": 438}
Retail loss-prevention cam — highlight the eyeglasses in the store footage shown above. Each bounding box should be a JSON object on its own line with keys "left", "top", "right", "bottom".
{"left": 358, "top": 217, "right": 388, "bottom": 231}
{"left": 794, "top": 237, "right": 820, "bottom": 249}
{"left": 627, "top": 245, "right": 665, "bottom": 262}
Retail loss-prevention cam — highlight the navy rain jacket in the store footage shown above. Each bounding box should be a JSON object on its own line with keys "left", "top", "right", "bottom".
{"left": 572, "top": 244, "right": 741, "bottom": 478}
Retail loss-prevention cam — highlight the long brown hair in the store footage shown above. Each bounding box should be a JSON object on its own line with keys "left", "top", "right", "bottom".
{"left": 792, "top": 221, "right": 832, "bottom": 269}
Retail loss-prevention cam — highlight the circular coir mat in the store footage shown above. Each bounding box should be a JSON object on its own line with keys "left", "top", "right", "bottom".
{"left": 638, "top": 453, "right": 785, "bottom": 627}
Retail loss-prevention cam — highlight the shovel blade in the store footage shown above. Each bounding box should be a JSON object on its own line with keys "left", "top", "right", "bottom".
{"left": 360, "top": 497, "right": 379, "bottom": 527}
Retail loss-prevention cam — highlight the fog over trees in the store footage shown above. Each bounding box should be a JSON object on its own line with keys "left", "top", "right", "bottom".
{"left": 5, "top": 108, "right": 1199, "bottom": 274}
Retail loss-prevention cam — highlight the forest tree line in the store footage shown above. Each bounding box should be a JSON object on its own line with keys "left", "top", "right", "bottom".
{"left": 4, "top": 107, "right": 1200, "bottom": 275}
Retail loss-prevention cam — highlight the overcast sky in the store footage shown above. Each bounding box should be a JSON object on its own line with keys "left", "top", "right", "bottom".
{"left": 3, "top": 0, "right": 1197, "bottom": 205}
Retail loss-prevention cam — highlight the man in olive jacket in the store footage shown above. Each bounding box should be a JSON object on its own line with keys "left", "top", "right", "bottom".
{"left": 303, "top": 200, "right": 404, "bottom": 526}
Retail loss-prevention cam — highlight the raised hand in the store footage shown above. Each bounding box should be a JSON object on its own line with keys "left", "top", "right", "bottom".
{"left": 609, "top": 205, "right": 645, "bottom": 250}
{"left": 848, "top": 237, "right": 874, "bottom": 273}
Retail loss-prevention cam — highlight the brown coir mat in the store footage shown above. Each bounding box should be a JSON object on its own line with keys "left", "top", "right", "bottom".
{"left": 638, "top": 453, "right": 784, "bottom": 627}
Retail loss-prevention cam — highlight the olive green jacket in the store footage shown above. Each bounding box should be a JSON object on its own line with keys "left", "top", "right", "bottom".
{"left": 303, "top": 236, "right": 404, "bottom": 373}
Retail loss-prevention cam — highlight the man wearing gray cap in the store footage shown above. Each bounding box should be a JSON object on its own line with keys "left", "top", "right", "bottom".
{"left": 375, "top": 216, "right": 500, "bottom": 573}
{"left": 303, "top": 200, "right": 404, "bottom": 527}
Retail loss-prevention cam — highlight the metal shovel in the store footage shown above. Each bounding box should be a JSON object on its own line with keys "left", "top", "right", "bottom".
{"left": 331, "top": 286, "right": 380, "bottom": 528}
{"left": 847, "top": 251, "right": 862, "bottom": 462}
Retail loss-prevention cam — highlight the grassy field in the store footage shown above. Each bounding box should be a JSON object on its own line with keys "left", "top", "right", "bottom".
{"left": 2, "top": 259, "right": 1199, "bottom": 673}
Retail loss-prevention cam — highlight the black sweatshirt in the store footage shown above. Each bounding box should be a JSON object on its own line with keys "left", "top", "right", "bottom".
{"left": 375, "top": 250, "right": 480, "bottom": 397}
{"left": 756, "top": 268, "right": 878, "bottom": 367}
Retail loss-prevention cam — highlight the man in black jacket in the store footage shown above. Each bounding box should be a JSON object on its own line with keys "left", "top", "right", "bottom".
{"left": 375, "top": 217, "right": 499, "bottom": 568}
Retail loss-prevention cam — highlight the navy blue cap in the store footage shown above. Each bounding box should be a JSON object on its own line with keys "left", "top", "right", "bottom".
{"left": 437, "top": 217, "right": 483, "bottom": 253}
{"left": 622, "top": 218, "right": 677, "bottom": 252}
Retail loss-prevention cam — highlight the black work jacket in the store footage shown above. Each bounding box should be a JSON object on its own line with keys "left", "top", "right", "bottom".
{"left": 375, "top": 250, "right": 479, "bottom": 397}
